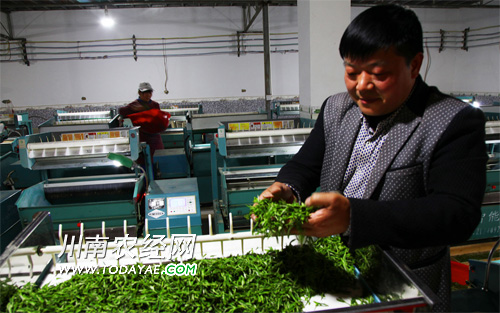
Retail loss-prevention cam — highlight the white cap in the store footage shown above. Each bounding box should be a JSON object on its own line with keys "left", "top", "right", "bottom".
{"left": 138, "top": 82, "right": 153, "bottom": 92}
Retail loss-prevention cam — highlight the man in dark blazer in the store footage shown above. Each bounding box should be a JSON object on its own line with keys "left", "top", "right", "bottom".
{"left": 259, "top": 5, "right": 487, "bottom": 312}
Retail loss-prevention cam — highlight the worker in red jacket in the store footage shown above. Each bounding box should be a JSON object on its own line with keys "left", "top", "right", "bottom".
{"left": 119, "top": 82, "right": 167, "bottom": 158}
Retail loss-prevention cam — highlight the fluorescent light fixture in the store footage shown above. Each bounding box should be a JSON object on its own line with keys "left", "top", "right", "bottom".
{"left": 100, "top": 6, "right": 115, "bottom": 27}
{"left": 472, "top": 101, "right": 481, "bottom": 108}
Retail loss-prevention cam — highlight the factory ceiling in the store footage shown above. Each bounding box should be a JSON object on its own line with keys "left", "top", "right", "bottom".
{"left": 1, "top": 0, "right": 499, "bottom": 13}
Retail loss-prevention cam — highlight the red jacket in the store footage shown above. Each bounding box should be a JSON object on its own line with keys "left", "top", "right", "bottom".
{"left": 119, "top": 99, "right": 167, "bottom": 156}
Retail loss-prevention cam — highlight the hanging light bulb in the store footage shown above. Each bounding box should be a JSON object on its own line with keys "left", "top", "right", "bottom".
{"left": 100, "top": 6, "right": 115, "bottom": 27}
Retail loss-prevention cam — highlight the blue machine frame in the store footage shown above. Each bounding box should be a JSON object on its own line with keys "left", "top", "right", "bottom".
{"left": 211, "top": 118, "right": 314, "bottom": 233}
{"left": 14, "top": 127, "right": 151, "bottom": 234}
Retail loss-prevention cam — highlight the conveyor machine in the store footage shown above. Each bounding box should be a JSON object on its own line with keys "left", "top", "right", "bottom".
{"left": 15, "top": 127, "right": 148, "bottom": 236}
{"left": 212, "top": 118, "right": 314, "bottom": 233}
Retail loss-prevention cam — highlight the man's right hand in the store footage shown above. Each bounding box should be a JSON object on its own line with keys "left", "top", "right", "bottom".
{"left": 258, "top": 182, "right": 296, "bottom": 203}
{"left": 251, "top": 182, "right": 296, "bottom": 222}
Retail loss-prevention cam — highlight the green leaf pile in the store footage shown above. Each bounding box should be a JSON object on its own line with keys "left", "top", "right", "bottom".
{"left": 4, "top": 237, "right": 383, "bottom": 313}
{"left": 6, "top": 254, "right": 313, "bottom": 313}
{"left": 0, "top": 279, "right": 18, "bottom": 312}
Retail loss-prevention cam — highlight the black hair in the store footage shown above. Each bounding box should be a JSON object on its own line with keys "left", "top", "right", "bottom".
{"left": 339, "top": 4, "right": 423, "bottom": 64}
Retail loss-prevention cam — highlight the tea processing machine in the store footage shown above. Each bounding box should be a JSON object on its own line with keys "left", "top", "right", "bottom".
{"left": 153, "top": 105, "right": 202, "bottom": 179}
{"left": 14, "top": 127, "right": 149, "bottom": 235}
{"left": 470, "top": 111, "right": 500, "bottom": 241}
{"left": 184, "top": 111, "right": 269, "bottom": 204}
{"left": 0, "top": 113, "right": 33, "bottom": 142}
{"left": 38, "top": 110, "right": 119, "bottom": 133}
{"left": 160, "top": 104, "right": 202, "bottom": 150}
{"left": 270, "top": 99, "right": 301, "bottom": 116}
{"left": 211, "top": 118, "right": 315, "bottom": 233}
{"left": 162, "top": 105, "right": 202, "bottom": 135}
{"left": 0, "top": 113, "right": 34, "bottom": 190}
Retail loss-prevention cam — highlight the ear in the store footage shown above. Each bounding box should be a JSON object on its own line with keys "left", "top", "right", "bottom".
{"left": 410, "top": 52, "right": 424, "bottom": 79}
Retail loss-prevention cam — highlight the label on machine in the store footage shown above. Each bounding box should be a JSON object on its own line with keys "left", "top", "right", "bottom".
{"left": 166, "top": 196, "right": 197, "bottom": 216}
{"left": 218, "top": 128, "right": 225, "bottom": 138}
{"left": 250, "top": 122, "right": 261, "bottom": 131}
{"left": 61, "top": 130, "right": 124, "bottom": 141}
{"left": 227, "top": 120, "right": 295, "bottom": 132}
{"left": 148, "top": 209, "right": 165, "bottom": 219}
{"left": 147, "top": 198, "right": 166, "bottom": 219}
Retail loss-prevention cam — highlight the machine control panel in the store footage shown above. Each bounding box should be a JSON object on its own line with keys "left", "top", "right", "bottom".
{"left": 166, "top": 196, "right": 197, "bottom": 215}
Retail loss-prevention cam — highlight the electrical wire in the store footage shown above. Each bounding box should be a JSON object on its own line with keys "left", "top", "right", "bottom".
{"left": 0, "top": 49, "right": 300, "bottom": 63}
{"left": 1, "top": 26, "right": 498, "bottom": 63}
{"left": 137, "top": 165, "right": 148, "bottom": 196}
{"left": 162, "top": 38, "right": 169, "bottom": 94}
{"left": 424, "top": 39, "right": 431, "bottom": 82}
{"left": 0, "top": 32, "right": 299, "bottom": 62}
{"left": 7, "top": 131, "right": 22, "bottom": 137}
{"left": 0, "top": 37, "right": 298, "bottom": 53}
{"left": 0, "top": 43, "right": 299, "bottom": 59}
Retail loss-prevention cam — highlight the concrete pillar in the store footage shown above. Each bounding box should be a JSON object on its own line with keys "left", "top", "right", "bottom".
{"left": 297, "top": 0, "right": 351, "bottom": 116}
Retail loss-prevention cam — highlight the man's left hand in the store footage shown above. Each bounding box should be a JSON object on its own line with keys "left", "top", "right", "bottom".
{"left": 292, "top": 192, "right": 351, "bottom": 237}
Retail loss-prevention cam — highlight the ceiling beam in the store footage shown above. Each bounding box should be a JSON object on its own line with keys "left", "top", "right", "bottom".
{"left": 1, "top": 0, "right": 498, "bottom": 13}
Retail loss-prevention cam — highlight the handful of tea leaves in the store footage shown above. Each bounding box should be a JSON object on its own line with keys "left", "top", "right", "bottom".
{"left": 249, "top": 198, "right": 316, "bottom": 238}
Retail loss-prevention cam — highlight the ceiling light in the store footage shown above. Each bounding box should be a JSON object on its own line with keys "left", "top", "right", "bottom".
{"left": 100, "top": 6, "right": 115, "bottom": 27}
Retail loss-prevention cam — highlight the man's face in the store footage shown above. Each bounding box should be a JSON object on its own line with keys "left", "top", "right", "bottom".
{"left": 139, "top": 90, "right": 153, "bottom": 102}
{"left": 343, "top": 47, "right": 423, "bottom": 116}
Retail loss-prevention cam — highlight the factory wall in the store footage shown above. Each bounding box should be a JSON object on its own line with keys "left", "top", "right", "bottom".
{"left": 0, "top": 5, "right": 498, "bottom": 110}
{"left": 406, "top": 7, "right": 500, "bottom": 94}
{"left": 0, "top": 6, "right": 299, "bottom": 109}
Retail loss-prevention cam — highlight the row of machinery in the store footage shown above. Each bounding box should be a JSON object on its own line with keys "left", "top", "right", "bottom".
{"left": 0, "top": 101, "right": 498, "bottom": 248}
{"left": 2, "top": 108, "right": 202, "bottom": 242}
{"left": 0, "top": 99, "right": 497, "bottom": 313}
